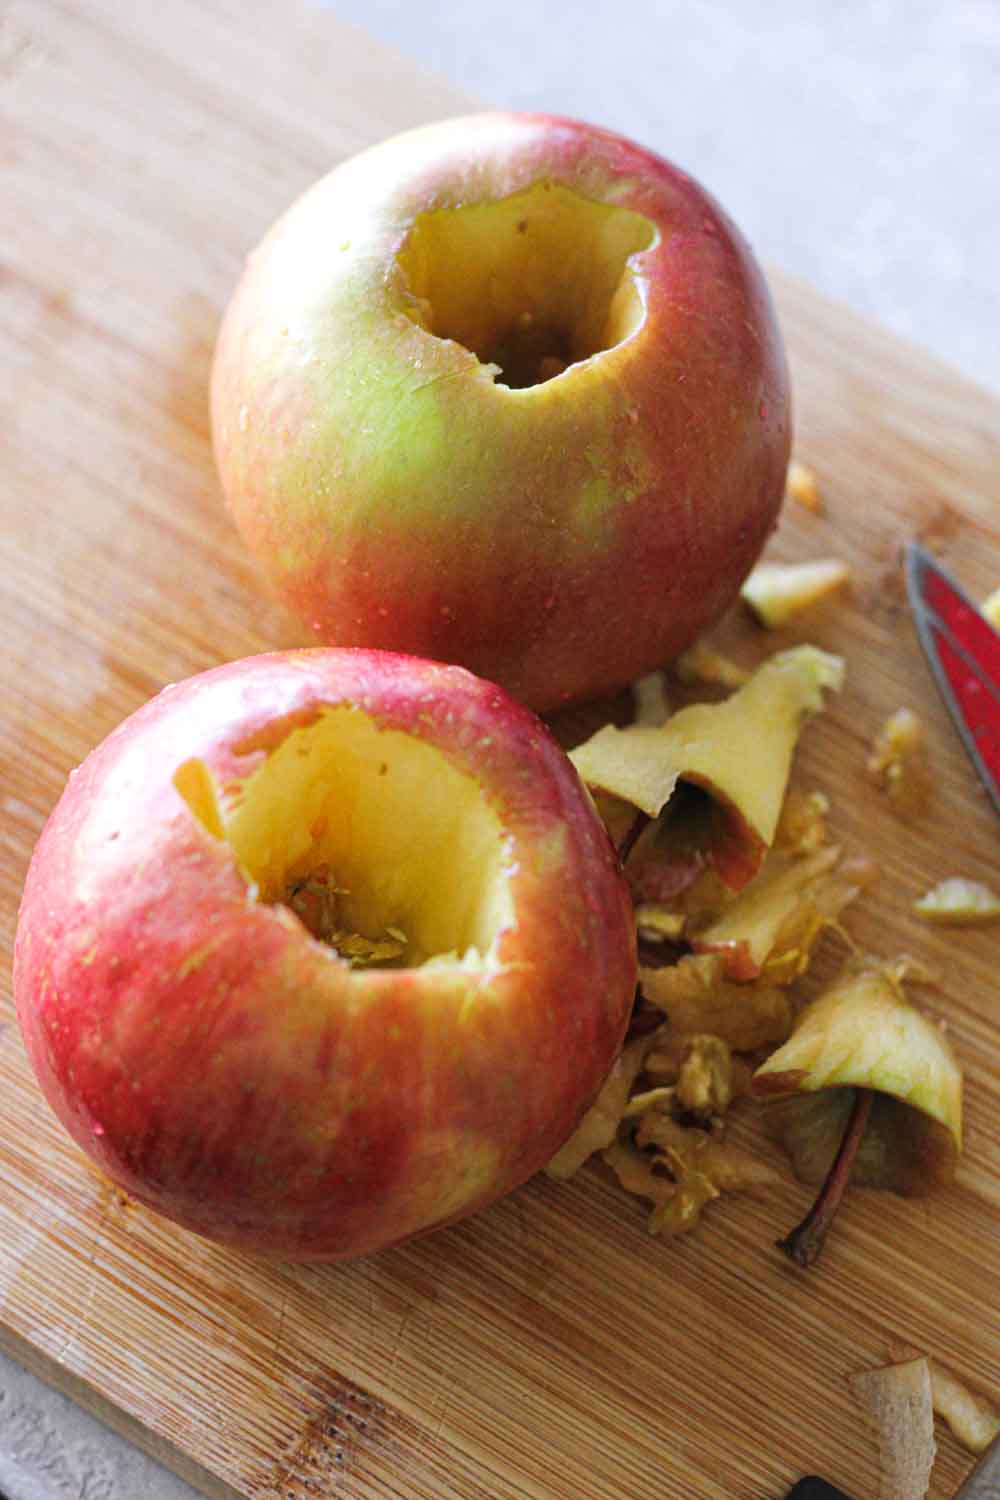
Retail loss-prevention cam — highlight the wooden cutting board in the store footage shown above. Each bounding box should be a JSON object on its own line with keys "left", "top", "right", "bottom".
{"left": 3, "top": 2, "right": 999, "bottom": 1497}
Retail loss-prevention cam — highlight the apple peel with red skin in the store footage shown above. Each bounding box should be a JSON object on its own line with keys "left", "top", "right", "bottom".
{"left": 689, "top": 843, "right": 871, "bottom": 982}
{"left": 13, "top": 649, "right": 637, "bottom": 1261}
{"left": 571, "top": 644, "right": 844, "bottom": 892}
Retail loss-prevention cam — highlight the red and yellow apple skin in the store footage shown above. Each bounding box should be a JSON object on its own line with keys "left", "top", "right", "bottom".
{"left": 13, "top": 650, "right": 636, "bottom": 1260}
{"left": 212, "top": 112, "right": 791, "bottom": 712}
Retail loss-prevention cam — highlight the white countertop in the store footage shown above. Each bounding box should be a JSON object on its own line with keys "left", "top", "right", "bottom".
{"left": 2, "top": 3, "right": 997, "bottom": 1497}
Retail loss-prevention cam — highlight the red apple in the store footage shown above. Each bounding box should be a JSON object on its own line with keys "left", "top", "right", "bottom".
{"left": 13, "top": 650, "right": 636, "bottom": 1260}
{"left": 212, "top": 112, "right": 790, "bottom": 712}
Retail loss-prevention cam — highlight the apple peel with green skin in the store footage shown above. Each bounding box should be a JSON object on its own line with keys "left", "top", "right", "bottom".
{"left": 754, "top": 959, "right": 962, "bottom": 1199}
{"left": 212, "top": 112, "right": 791, "bottom": 712}
{"left": 13, "top": 649, "right": 637, "bottom": 1261}
{"left": 570, "top": 644, "right": 844, "bottom": 890}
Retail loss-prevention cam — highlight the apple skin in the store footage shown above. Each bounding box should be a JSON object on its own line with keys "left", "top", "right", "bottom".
{"left": 212, "top": 112, "right": 790, "bottom": 712}
{"left": 13, "top": 649, "right": 636, "bottom": 1260}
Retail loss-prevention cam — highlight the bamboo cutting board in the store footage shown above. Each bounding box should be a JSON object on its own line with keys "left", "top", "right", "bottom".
{"left": 3, "top": 3, "right": 1000, "bottom": 1497}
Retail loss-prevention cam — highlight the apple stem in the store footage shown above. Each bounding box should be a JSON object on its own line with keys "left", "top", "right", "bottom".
{"left": 617, "top": 811, "right": 650, "bottom": 866}
{"left": 776, "top": 1087, "right": 873, "bottom": 1268}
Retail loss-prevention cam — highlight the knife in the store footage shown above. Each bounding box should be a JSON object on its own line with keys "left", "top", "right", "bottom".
{"left": 784, "top": 1428, "right": 1000, "bottom": 1498}
{"left": 905, "top": 541, "right": 1000, "bottom": 817}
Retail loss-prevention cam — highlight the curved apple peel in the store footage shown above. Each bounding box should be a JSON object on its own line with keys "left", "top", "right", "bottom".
{"left": 753, "top": 959, "right": 963, "bottom": 1160}
{"left": 690, "top": 845, "right": 841, "bottom": 980}
{"left": 623, "top": 783, "right": 731, "bottom": 910}
{"left": 690, "top": 845, "right": 875, "bottom": 983}
{"left": 571, "top": 645, "right": 844, "bottom": 893}
{"left": 753, "top": 959, "right": 962, "bottom": 1263}
{"left": 927, "top": 1360, "right": 1000, "bottom": 1455}
{"left": 847, "top": 1357, "right": 936, "bottom": 1500}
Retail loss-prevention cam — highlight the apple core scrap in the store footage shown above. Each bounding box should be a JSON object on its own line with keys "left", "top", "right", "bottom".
{"left": 553, "top": 646, "right": 963, "bottom": 1262}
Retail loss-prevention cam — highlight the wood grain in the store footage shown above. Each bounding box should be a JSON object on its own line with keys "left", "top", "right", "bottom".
{"left": 2, "top": 2, "right": 1000, "bottom": 1497}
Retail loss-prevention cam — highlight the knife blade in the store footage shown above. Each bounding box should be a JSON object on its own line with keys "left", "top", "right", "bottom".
{"left": 905, "top": 541, "right": 1000, "bottom": 818}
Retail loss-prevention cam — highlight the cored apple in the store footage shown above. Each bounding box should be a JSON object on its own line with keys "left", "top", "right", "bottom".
{"left": 212, "top": 112, "right": 790, "bottom": 711}
{"left": 13, "top": 650, "right": 636, "bottom": 1260}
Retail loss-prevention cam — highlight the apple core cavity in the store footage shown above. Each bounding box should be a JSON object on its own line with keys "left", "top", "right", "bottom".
{"left": 396, "top": 180, "right": 656, "bottom": 389}
{"left": 174, "top": 706, "right": 515, "bottom": 970}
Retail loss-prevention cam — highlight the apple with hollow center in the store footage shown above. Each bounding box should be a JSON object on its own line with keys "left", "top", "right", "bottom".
{"left": 212, "top": 112, "right": 791, "bottom": 712}
{"left": 13, "top": 649, "right": 636, "bottom": 1260}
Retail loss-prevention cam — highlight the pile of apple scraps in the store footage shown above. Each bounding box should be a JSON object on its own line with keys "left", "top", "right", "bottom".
{"left": 547, "top": 645, "right": 964, "bottom": 1263}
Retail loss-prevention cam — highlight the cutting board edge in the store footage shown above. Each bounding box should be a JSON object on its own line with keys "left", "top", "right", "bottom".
{"left": 0, "top": 1324, "right": 243, "bottom": 1500}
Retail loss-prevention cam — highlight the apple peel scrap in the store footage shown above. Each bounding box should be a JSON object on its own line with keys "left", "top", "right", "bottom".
{"left": 786, "top": 460, "right": 823, "bottom": 513}
{"left": 690, "top": 844, "right": 872, "bottom": 982}
{"left": 742, "top": 560, "right": 851, "bottom": 628}
{"left": 775, "top": 787, "right": 830, "bottom": 855}
{"left": 850, "top": 1356, "right": 1000, "bottom": 1496}
{"left": 570, "top": 645, "right": 845, "bottom": 890}
{"left": 546, "top": 1037, "right": 651, "bottom": 1181}
{"left": 755, "top": 960, "right": 962, "bottom": 1186}
{"left": 601, "top": 1110, "right": 781, "bottom": 1239}
{"left": 848, "top": 1357, "right": 936, "bottom": 1500}
{"left": 915, "top": 877, "right": 1000, "bottom": 926}
{"left": 927, "top": 1360, "right": 1000, "bottom": 1454}
{"left": 887, "top": 1341, "right": 1000, "bottom": 1454}
{"left": 868, "top": 708, "right": 932, "bottom": 819}
{"left": 674, "top": 642, "right": 749, "bottom": 691}
{"left": 639, "top": 955, "right": 794, "bottom": 1051}
{"left": 548, "top": 1019, "right": 778, "bottom": 1237}
{"left": 752, "top": 959, "right": 962, "bottom": 1265}
{"left": 553, "top": 633, "right": 966, "bottom": 1261}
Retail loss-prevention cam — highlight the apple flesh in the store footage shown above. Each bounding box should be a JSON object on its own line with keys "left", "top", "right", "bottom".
{"left": 13, "top": 650, "right": 636, "bottom": 1260}
{"left": 212, "top": 112, "right": 791, "bottom": 711}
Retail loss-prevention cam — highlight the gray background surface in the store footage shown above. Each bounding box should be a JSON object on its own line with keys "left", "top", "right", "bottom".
{"left": 340, "top": 0, "right": 1000, "bottom": 394}
{"left": 3, "top": 2, "right": 998, "bottom": 1498}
